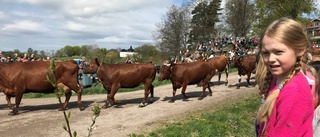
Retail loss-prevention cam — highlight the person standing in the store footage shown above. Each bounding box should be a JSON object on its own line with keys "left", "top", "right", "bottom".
{"left": 255, "top": 17, "right": 314, "bottom": 137}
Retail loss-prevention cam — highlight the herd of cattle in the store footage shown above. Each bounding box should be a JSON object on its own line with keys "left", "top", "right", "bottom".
{"left": 0, "top": 55, "right": 258, "bottom": 115}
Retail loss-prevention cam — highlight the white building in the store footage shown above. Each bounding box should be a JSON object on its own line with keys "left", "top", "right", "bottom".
{"left": 119, "top": 46, "right": 138, "bottom": 57}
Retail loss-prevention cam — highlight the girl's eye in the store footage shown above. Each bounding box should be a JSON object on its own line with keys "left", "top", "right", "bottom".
{"left": 261, "top": 52, "right": 269, "bottom": 55}
{"left": 275, "top": 51, "right": 283, "bottom": 55}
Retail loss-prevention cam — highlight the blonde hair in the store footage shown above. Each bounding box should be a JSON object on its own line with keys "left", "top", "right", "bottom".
{"left": 256, "top": 17, "right": 310, "bottom": 124}
{"left": 255, "top": 54, "right": 267, "bottom": 90}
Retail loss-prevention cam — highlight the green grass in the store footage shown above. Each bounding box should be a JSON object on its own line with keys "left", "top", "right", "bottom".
{"left": 130, "top": 93, "right": 260, "bottom": 137}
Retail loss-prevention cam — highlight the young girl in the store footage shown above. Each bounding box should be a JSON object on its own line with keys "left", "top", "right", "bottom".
{"left": 255, "top": 17, "right": 314, "bottom": 136}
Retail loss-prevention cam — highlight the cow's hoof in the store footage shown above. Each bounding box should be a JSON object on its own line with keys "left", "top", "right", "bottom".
{"left": 168, "top": 100, "right": 175, "bottom": 103}
{"left": 8, "top": 110, "right": 18, "bottom": 116}
{"left": 236, "top": 86, "right": 240, "bottom": 89}
{"left": 198, "top": 97, "right": 204, "bottom": 100}
{"left": 58, "top": 108, "right": 67, "bottom": 111}
{"left": 102, "top": 104, "right": 109, "bottom": 109}
{"left": 208, "top": 93, "right": 212, "bottom": 96}
{"left": 114, "top": 100, "right": 119, "bottom": 104}
{"left": 79, "top": 106, "right": 85, "bottom": 111}
{"left": 138, "top": 103, "right": 146, "bottom": 107}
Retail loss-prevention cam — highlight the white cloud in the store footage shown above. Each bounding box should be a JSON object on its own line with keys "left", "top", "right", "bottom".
{"left": 2, "top": 20, "right": 47, "bottom": 32}
{"left": 0, "top": 11, "right": 6, "bottom": 20}
{"left": 64, "top": 21, "right": 87, "bottom": 32}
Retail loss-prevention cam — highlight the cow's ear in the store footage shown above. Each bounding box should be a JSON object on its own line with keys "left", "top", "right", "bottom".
{"left": 95, "top": 58, "right": 100, "bottom": 66}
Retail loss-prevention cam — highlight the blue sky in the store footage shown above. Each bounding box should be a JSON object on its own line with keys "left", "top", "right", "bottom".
{"left": 0, "top": 0, "right": 319, "bottom": 52}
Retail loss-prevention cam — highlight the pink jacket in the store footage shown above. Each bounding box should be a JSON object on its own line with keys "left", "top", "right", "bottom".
{"left": 258, "top": 72, "right": 314, "bottom": 137}
{"left": 304, "top": 71, "right": 318, "bottom": 108}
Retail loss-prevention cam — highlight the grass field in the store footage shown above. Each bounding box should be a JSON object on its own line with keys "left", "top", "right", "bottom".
{"left": 130, "top": 93, "right": 260, "bottom": 137}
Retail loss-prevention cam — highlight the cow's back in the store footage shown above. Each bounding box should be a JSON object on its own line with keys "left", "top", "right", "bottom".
{"left": 99, "top": 63, "right": 156, "bottom": 88}
{"left": 0, "top": 60, "right": 79, "bottom": 94}
{"left": 239, "top": 55, "right": 256, "bottom": 74}
{"left": 207, "top": 56, "right": 228, "bottom": 71}
{"left": 171, "top": 61, "right": 212, "bottom": 84}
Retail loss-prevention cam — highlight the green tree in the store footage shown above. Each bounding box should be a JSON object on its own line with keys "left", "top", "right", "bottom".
{"left": 55, "top": 49, "right": 64, "bottom": 58}
{"left": 81, "top": 45, "right": 89, "bottom": 57}
{"left": 105, "top": 51, "right": 120, "bottom": 64}
{"left": 64, "top": 45, "right": 73, "bottom": 57}
{"left": 189, "top": 0, "right": 222, "bottom": 49}
{"left": 73, "top": 46, "right": 81, "bottom": 56}
{"left": 134, "top": 44, "right": 161, "bottom": 63}
{"left": 27, "top": 47, "right": 34, "bottom": 55}
{"left": 33, "top": 50, "right": 38, "bottom": 56}
{"left": 13, "top": 49, "right": 21, "bottom": 55}
{"left": 225, "top": 0, "right": 255, "bottom": 38}
{"left": 253, "top": 0, "right": 316, "bottom": 35}
{"left": 40, "top": 50, "right": 46, "bottom": 58}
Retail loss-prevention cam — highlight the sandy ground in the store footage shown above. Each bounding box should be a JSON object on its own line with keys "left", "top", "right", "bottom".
{"left": 0, "top": 72, "right": 258, "bottom": 137}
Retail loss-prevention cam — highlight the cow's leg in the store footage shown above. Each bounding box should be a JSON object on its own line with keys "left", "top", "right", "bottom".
{"left": 76, "top": 88, "right": 84, "bottom": 110}
{"left": 104, "top": 86, "right": 119, "bottom": 108}
{"left": 206, "top": 79, "right": 213, "bottom": 96}
{"left": 199, "top": 79, "right": 211, "bottom": 100}
{"left": 139, "top": 82, "right": 152, "bottom": 107}
{"left": 237, "top": 74, "right": 241, "bottom": 89}
{"left": 59, "top": 91, "right": 72, "bottom": 111}
{"left": 5, "top": 95, "right": 13, "bottom": 109}
{"left": 169, "top": 87, "right": 178, "bottom": 103}
{"left": 246, "top": 73, "right": 252, "bottom": 86}
{"left": 149, "top": 84, "right": 154, "bottom": 103}
{"left": 65, "top": 82, "right": 84, "bottom": 111}
{"left": 10, "top": 91, "right": 24, "bottom": 116}
{"left": 181, "top": 84, "right": 188, "bottom": 99}
{"left": 218, "top": 72, "right": 222, "bottom": 85}
{"left": 225, "top": 67, "right": 229, "bottom": 86}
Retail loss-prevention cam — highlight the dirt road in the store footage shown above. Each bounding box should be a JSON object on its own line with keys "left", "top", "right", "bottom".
{"left": 0, "top": 72, "right": 258, "bottom": 137}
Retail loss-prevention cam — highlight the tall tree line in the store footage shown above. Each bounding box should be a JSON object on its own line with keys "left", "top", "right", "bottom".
{"left": 153, "top": 0, "right": 317, "bottom": 57}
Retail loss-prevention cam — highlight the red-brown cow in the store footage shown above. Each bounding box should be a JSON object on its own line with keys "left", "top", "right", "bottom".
{"left": 0, "top": 60, "right": 83, "bottom": 115}
{"left": 207, "top": 55, "right": 229, "bottom": 85}
{"left": 158, "top": 61, "right": 214, "bottom": 102}
{"left": 83, "top": 58, "right": 156, "bottom": 108}
{"left": 233, "top": 54, "right": 257, "bottom": 89}
{"left": 313, "top": 48, "right": 320, "bottom": 55}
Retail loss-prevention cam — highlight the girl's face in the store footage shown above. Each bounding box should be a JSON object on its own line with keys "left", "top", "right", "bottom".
{"left": 261, "top": 35, "right": 302, "bottom": 81}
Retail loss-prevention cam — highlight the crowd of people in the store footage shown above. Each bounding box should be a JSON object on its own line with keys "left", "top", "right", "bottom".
{"left": 165, "top": 41, "right": 259, "bottom": 66}
{"left": 0, "top": 52, "right": 50, "bottom": 63}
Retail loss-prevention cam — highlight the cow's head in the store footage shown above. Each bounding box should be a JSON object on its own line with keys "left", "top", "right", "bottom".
{"left": 158, "top": 65, "right": 171, "bottom": 81}
{"left": 232, "top": 55, "right": 242, "bottom": 68}
{"left": 83, "top": 58, "right": 100, "bottom": 74}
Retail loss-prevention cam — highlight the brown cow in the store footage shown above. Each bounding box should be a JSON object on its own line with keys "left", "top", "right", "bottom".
{"left": 233, "top": 54, "right": 257, "bottom": 89}
{"left": 0, "top": 60, "right": 83, "bottom": 115}
{"left": 207, "top": 55, "right": 229, "bottom": 85}
{"left": 313, "top": 48, "right": 320, "bottom": 55}
{"left": 158, "top": 61, "right": 214, "bottom": 102}
{"left": 83, "top": 58, "right": 156, "bottom": 108}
